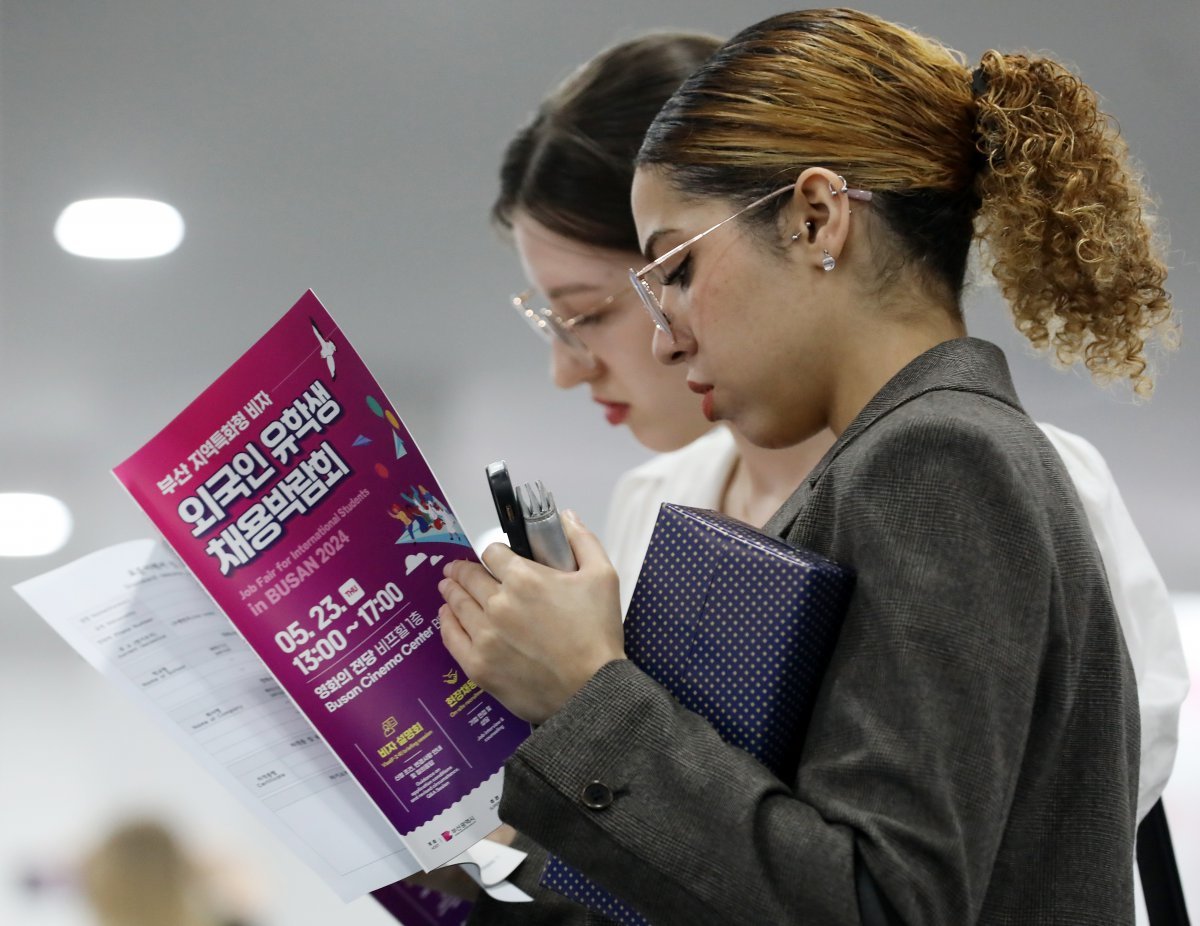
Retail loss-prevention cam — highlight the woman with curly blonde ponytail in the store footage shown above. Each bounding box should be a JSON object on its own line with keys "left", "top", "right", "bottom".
{"left": 439, "top": 10, "right": 1183, "bottom": 926}
{"left": 973, "top": 49, "right": 1176, "bottom": 396}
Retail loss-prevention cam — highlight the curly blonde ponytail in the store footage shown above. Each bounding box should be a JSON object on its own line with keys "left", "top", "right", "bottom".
{"left": 638, "top": 10, "right": 1178, "bottom": 396}
{"left": 974, "top": 49, "right": 1177, "bottom": 396}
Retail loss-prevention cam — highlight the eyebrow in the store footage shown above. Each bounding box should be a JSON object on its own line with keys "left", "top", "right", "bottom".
{"left": 545, "top": 282, "right": 602, "bottom": 301}
{"left": 641, "top": 229, "right": 675, "bottom": 264}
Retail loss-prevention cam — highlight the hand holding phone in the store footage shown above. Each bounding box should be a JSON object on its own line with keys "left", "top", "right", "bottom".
{"left": 485, "top": 461, "right": 576, "bottom": 571}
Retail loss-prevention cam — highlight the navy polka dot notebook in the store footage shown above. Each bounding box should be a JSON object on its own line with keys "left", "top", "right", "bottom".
{"left": 540, "top": 504, "right": 855, "bottom": 924}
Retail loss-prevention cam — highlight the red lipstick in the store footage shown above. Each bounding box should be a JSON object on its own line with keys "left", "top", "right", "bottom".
{"left": 687, "top": 381, "right": 716, "bottom": 422}
{"left": 595, "top": 399, "right": 630, "bottom": 425}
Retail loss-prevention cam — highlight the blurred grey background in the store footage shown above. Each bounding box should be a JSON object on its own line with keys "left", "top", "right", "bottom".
{"left": 1, "top": 1, "right": 1196, "bottom": 924}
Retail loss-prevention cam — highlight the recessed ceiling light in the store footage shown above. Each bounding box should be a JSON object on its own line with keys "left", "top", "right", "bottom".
{"left": 0, "top": 493, "right": 73, "bottom": 557}
{"left": 54, "top": 197, "right": 184, "bottom": 259}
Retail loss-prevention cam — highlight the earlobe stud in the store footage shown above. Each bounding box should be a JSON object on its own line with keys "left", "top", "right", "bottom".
{"left": 822, "top": 250, "right": 836, "bottom": 272}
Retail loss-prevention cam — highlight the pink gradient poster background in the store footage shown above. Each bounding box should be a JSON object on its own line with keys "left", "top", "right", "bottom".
{"left": 114, "top": 290, "right": 528, "bottom": 869}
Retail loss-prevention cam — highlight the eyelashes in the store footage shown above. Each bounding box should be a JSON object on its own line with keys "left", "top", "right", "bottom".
{"left": 662, "top": 255, "right": 692, "bottom": 290}
{"left": 570, "top": 311, "right": 604, "bottom": 328}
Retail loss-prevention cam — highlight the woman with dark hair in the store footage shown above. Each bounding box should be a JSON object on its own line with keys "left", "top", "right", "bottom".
{"left": 494, "top": 32, "right": 835, "bottom": 602}
{"left": 447, "top": 13, "right": 1185, "bottom": 924}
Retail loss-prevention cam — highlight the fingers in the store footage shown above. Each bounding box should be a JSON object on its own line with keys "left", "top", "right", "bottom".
{"left": 560, "top": 509, "right": 612, "bottom": 569}
{"left": 445, "top": 559, "right": 500, "bottom": 605}
{"left": 486, "top": 823, "right": 517, "bottom": 846}
{"left": 479, "top": 514, "right": 610, "bottom": 579}
{"left": 438, "top": 603, "right": 473, "bottom": 666}
{"left": 480, "top": 540, "right": 518, "bottom": 578}
{"left": 439, "top": 567, "right": 491, "bottom": 639}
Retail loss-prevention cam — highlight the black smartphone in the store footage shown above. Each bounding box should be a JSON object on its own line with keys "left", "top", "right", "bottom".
{"left": 486, "top": 460, "right": 533, "bottom": 559}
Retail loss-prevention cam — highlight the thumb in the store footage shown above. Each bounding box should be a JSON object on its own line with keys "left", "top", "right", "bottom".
{"left": 561, "top": 509, "right": 610, "bottom": 568}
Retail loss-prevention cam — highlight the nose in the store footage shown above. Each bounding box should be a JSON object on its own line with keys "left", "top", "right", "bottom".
{"left": 652, "top": 320, "right": 692, "bottom": 366}
{"left": 550, "top": 340, "right": 600, "bottom": 388}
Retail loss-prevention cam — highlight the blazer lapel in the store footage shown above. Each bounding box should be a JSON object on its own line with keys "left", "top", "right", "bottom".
{"left": 765, "top": 337, "right": 1026, "bottom": 539}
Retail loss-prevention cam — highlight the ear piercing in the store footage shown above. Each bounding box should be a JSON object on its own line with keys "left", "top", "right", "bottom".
{"left": 790, "top": 220, "right": 816, "bottom": 242}
{"left": 788, "top": 177, "right": 866, "bottom": 259}
{"left": 790, "top": 226, "right": 837, "bottom": 270}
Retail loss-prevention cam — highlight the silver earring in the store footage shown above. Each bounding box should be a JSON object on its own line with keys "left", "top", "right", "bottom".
{"left": 822, "top": 249, "right": 836, "bottom": 272}
{"left": 790, "top": 220, "right": 815, "bottom": 243}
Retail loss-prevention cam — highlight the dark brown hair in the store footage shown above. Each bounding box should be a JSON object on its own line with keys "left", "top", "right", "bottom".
{"left": 494, "top": 32, "right": 721, "bottom": 253}
{"left": 638, "top": 9, "right": 1176, "bottom": 395}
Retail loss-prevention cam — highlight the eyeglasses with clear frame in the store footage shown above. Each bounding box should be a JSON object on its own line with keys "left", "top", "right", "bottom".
{"left": 628, "top": 176, "right": 872, "bottom": 341}
{"left": 509, "top": 287, "right": 626, "bottom": 368}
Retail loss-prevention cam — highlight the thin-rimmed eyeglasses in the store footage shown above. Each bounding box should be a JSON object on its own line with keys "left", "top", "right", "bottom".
{"left": 510, "top": 288, "right": 628, "bottom": 367}
{"left": 628, "top": 176, "right": 872, "bottom": 341}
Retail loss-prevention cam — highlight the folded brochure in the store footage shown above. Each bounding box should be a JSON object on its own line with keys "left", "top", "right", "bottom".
{"left": 109, "top": 289, "right": 530, "bottom": 873}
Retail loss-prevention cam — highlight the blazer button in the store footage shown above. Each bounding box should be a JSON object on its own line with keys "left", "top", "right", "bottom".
{"left": 580, "top": 780, "right": 613, "bottom": 810}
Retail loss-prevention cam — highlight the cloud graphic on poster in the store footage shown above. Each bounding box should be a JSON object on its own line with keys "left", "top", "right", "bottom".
{"left": 431, "top": 555, "right": 443, "bottom": 566}
{"left": 405, "top": 553, "right": 428, "bottom": 575}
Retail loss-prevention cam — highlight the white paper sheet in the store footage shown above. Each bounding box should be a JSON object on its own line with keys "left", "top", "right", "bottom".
{"left": 15, "top": 538, "right": 420, "bottom": 900}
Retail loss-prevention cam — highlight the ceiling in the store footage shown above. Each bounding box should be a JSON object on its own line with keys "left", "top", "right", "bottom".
{"left": 2, "top": 0, "right": 1198, "bottom": 663}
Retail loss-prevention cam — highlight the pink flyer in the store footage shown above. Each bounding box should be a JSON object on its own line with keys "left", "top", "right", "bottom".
{"left": 114, "top": 290, "right": 529, "bottom": 870}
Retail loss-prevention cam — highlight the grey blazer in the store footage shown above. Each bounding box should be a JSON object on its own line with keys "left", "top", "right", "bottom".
{"left": 470, "top": 337, "right": 1139, "bottom": 925}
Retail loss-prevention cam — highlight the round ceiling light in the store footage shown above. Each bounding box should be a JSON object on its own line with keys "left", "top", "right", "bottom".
{"left": 0, "top": 493, "right": 74, "bottom": 557}
{"left": 54, "top": 197, "right": 184, "bottom": 259}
